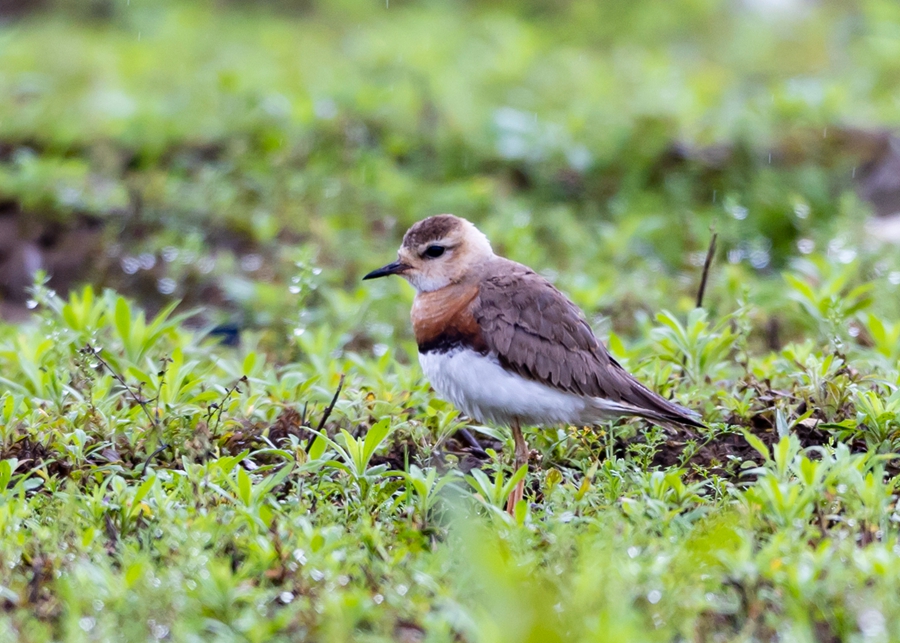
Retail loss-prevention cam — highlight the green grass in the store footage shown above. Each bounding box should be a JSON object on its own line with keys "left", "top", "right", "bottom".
{"left": 1, "top": 0, "right": 900, "bottom": 640}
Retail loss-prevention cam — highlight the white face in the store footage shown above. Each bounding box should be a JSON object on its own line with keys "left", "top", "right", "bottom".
{"left": 363, "top": 216, "right": 495, "bottom": 292}
{"left": 397, "top": 219, "right": 493, "bottom": 293}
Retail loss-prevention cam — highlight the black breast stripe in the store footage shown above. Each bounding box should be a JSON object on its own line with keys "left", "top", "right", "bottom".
{"left": 417, "top": 328, "right": 490, "bottom": 355}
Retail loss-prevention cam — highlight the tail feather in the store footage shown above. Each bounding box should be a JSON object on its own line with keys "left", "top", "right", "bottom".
{"left": 634, "top": 405, "right": 706, "bottom": 431}
{"left": 595, "top": 378, "right": 707, "bottom": 430}
{"left": 596, "top": 399, "right": 706, "bottom": 430}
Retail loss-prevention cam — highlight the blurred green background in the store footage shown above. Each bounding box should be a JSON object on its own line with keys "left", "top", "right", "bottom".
{"left": 2, "top": 0, "right": 899, "bottom": 353}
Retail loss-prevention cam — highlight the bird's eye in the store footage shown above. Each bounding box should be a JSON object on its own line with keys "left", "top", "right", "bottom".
{"left": 423, "top": 245, "right": 445, "bottom": 258}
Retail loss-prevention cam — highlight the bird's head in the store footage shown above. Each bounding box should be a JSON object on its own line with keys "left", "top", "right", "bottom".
{"left": 363, "top": 214, "right": 493, "bottom": 292}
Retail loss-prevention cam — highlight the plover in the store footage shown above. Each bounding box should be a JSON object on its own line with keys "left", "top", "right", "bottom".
{"left": 364, "top": 214, "right": 704, "bottom": 514}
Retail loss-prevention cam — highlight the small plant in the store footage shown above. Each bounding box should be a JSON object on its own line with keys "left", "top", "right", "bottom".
{"left": 651, "top": 308, "right": 738, "bottom": 384}
{"left": 315, "top": 418, "right": 394, "bottom": 501}
{"left": 784, "top": 256, "right": 873, "bottom": 345}
{"left": 858, "top": 313, "right": 900, "bottom": 365}
{"left": 849, "top": 388, "right": 900, "bottom": 452}
{"left": 391, "top": 465, "right": 461, "bottom": 527}
{"left": 465, "top": 462, "right": 528, "bottom": 520}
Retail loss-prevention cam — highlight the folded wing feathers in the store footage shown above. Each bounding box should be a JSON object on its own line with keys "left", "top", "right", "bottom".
{"left": 475, "top": 262, "right": 704, "bottom": 429}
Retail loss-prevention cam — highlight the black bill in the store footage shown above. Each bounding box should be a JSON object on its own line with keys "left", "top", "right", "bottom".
{"left": 362, "top": 261, "right": 409, "bottom": 280}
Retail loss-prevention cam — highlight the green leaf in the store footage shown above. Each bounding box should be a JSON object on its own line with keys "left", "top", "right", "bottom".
{"left": 263, "top": 463, "right": 294, "bottom": 493}
{"left": 124, "top": 561, "right": 146, "bottom": 589}
{"left": 259, "top": 503, "right": 274, "bottom": 528}
{"left": 21, "top": 478, "right": 43, "bottom": 492}
{"left": 514, "top": 497, "right": 527, "bottom": 525}
{"left": 362, "top": 419, "right": 392, "bottom": 468}
{"left": 501, "top": 465, "right": 528, "bottom": 499}
{"left": 1, "top": 394, "right": 13, "bottom": 421}
{"left": 0, "top": 460, "right": 11, "bottom": 490}
{"left": 132, "top": 475, "right": 156, "bottom": 509}
{"left": 237, "top": 467, "right": 252, "bottom": 506}
{"left": 545, "top": 468, "right": 563, "bottom": 492}
{"left": 466, "top": 469, "right": 493, "bottom": 500}
{"left": 775, "top": 409, "right": 790, "bottom": 439}
{"left": 308, "top": 436, "right": 327, "bottom": 461}
{"left": 773, "top": 436, "right": 793, "bottom": 477}
{"left": 339, "top": 430, "right": 362, "bottom": 472}
{"left": 742, "top": 431, "right": 770, "bottom": 461}
{"left": 114, "top": 296, "right": 132, "bottom": 345}
{"left": 323, "top": 460, "right": 353, "bottom": 475}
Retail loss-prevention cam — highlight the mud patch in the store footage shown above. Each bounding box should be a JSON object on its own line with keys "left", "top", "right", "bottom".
{"left": 0, "top": 200, "right": 104, "bottom": 317}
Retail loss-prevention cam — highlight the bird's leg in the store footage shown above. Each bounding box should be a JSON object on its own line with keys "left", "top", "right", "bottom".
{"left": 506, "top": 419, "right": 528, "bottom": 516}
{"left": 455, "top": 427, "right": 488, "bottom": 458}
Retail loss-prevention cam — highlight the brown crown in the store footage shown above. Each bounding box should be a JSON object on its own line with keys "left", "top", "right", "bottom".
{"left": 401, "top": 214, "right": 461, "bottom": 249}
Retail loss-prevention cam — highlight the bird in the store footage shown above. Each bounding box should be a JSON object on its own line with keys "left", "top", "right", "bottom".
{"left": 363, "top": 214, "right": 704, "bottom": 515}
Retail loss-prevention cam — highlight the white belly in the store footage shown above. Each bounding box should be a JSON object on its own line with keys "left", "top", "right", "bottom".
{"left": 419, "top": 348, "right": 596, "bottom": 426}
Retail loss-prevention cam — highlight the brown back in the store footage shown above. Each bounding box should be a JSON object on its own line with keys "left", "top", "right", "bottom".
{"left": 473, "top": 258, "right": 702, "bottom": 427}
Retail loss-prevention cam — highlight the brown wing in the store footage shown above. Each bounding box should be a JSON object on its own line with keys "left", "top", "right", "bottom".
{"left": 473, "top": 260, "right": 703, "bottom": 428}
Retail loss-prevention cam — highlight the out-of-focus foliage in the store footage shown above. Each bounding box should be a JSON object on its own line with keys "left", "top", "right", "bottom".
{"left": 1, "top": 0, "right": 898, "bottom": 339}
{"left": 1, "top": 0, "right": 900, "bottom": 641}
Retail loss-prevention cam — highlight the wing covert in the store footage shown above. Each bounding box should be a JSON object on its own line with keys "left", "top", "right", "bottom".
{"left": 473, "top": 265, "right": 621, "bottom": 399}
{"left": 471, "top": 259, "right": 705, "bottom": 429}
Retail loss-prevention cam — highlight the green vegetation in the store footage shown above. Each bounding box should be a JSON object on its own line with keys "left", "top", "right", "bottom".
{"left": 1, "top": 0, "right": 900, "bottom": 640}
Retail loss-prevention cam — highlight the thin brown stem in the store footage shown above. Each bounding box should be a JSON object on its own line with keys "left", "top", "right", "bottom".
{"left": 695, "top": 230, "right": 718, "bottom": 309}
{"left": 306, "top": 374, "right": 346, "bottom": 453}
{"left": 316, "top": 373, "right": 345, "bottom": 433}
{"left": 84, "top": 344, "right": 158, "bottom": 430}
{"left": 84, "top": 344, "right": 169, "bottom": 476}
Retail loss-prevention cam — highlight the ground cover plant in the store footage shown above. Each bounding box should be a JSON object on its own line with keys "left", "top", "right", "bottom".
{"left": 1, "top": 0, "right": 900, "bottom": 640}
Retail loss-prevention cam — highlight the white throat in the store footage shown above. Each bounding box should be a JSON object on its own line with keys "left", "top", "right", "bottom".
{"left": 405, "top": 273, "right": 453, "bottom": 293}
